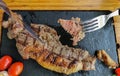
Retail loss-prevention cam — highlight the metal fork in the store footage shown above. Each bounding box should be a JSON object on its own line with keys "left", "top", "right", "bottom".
{"left": 82, "top": 9, "right": 120, "bottom": 33}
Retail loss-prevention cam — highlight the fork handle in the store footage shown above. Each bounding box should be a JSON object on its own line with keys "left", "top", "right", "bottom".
{"left": 107, "top": 9, "right": 120, "bottom": 20}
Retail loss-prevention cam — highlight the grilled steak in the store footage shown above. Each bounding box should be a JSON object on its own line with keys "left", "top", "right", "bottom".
{"left": 58, "top": 17, "right": 85, "bottom": 45}
{"left": 2, "top": 13, "right": 96, "bottom": 75}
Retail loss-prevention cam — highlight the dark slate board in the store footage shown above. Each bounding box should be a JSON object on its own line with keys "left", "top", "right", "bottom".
{"left": 0, "top": 11, "right": 117, "bottom": 76}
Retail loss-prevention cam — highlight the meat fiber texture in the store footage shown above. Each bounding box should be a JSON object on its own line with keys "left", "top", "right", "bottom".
{"left": 58, "top": 17, "right": 85, "bottom": 45}
{"left": 2, "top": 13, "right": 96, "bottom": 75}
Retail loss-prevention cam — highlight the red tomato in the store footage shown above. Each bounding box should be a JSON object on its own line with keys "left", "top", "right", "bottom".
{"left": 0, "top": 55, "right": 12, "bottom": 71}
{"left": 115, "top": 68, "right": 120, "bottom": 75}
{"left": 8, "top": 62, "right": 23, "bottom": 76}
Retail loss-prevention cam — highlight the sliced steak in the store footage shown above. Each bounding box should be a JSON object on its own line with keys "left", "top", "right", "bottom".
{"left": 58, "top": 17, "right": 85, "bottom": 45}
{"left": 2, "top": 13, "right": 96, "bottom": 75}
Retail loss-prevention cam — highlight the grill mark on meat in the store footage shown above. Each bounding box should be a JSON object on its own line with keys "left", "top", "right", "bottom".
{"left": 68, "top": 59, "right": 78, "bottom": 68}
{"left": 78, "top": 50, "right": 83, "bottom": 61}
{"left": 33, "top": 38, "right": 36, "bottom": 46}
{"left": 36, "top": 49, "right": 44, "bottom": 57}
{"left": 33, "top": 28, "right": 39, "bottom": 33}
{"left": 59, "top": 59, "right": 70, "bottom": 68}
{"left": 45, "top": 53, "right": 56, "bottom": 63}
{"left": 22, "top": 30, "right": 31, "bottom": 36}
{"left": 70, "top": 48, "right": 77, "bottom": 59}
{"left": 54, "top": 56, "right": 62, "bottom": 65}
{"left": 26, "top": 36, "right": 34, "bottom": 45}
{"left": 23, "top": 35, "right": 28, "bottom": 46}
{"left": 16, "top": 34, "right": 26, "bottom": 45}
{"left": 39, "top": 26, "right": 41, "bottom": 32}
{"left": 16, "top": 31, "right": 33, "bottom": 46}
{"left": 68, "top": 50, "right": 74, "bottom": 60}
{"left": 29, "top": 51, "right": 37, "bottom": 59}
{"left": 50, "top": 53, "right": 56, "bottom": 63}
{"left": 43, "top": 51, "right": 58, "bottom": 62}
{"left": 59, "top": 48, "right": 63, "bottom": 56}
{"left": 34, "top": 48, "right": 72, "bottom": 68}
{"left": 17, "top": 40, "right": 24, "bottom": 46}
{"left": 36, "top": 49, "right": 52, "bottom": 62}
{"left": 31, "top": 24, "right": 40, "bottom": 34}
{"left": 44, "top": 52, "right": 53, "bottom": 62}
{"left": 41, "top": 50, "right": 50, "bottom": 61}
{"left": 34, "top": 40, "right": 39, "bottom": 48}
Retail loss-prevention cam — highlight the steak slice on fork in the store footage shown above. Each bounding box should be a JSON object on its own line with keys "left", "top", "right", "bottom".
{"left": 58, "top": 17, "right": 85, "bottom": 45}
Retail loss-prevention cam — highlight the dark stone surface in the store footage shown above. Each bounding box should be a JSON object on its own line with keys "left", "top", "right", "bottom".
{"left": 0, "top": 11, "right": 117, "bottom": 76}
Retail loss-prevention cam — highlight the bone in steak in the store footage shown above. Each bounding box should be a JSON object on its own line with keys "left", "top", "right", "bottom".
{"left": 2, "top": 13, "right": 96, "bottom": 75}
{"left": 58, "top": 17, "right": 85, "bottom": 45}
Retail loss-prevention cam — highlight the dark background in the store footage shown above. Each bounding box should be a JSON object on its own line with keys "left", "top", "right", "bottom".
{"left": 0, "top": 11, "right": 117, "bottom": 76}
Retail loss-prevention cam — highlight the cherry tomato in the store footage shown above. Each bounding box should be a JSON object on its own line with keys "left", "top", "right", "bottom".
{"left": 0, "top": 55, "right": 12, "bottom": 71}
{"left": 8, "top": 62, "right": 23, "bottom": 76}
{"left": 115, "top": 68, "right": 120, "bottom": 76}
